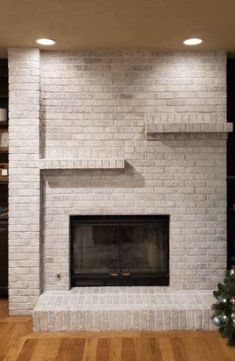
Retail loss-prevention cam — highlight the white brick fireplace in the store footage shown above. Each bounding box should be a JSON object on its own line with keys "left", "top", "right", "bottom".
{"left": 8, "top": 48, "right": 232, "bottom": 331}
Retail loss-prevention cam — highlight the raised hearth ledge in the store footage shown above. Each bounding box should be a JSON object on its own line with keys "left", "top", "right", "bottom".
{"left": 33, "top": 288, "right": 215, "bottom": 332}
{"left": 39, "top": 159, "right": 125, "bottom": 170}
{"left": 145, "top": 122, "right": 233, "bottom": 136}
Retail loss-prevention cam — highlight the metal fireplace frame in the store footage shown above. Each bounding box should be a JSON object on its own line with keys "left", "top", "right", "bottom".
{"left": 70, "top": 215, "right": 169, "bottom": 287}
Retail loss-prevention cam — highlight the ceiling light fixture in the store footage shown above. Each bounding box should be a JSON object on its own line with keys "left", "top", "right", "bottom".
{"left": 36, "top": 38, "right": 56, "bottom": 46}
{"left": 183, "top": 38, "right": 203, "bottom": 46}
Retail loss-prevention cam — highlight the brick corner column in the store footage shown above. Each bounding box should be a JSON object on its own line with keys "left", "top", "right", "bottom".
{"left": 8, "top": 48, "right": 41, "bottom": 315}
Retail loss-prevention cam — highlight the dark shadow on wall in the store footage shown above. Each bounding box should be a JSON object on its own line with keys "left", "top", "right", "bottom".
{"left": 44, "top": 162, "right": 144, "bottom": 188}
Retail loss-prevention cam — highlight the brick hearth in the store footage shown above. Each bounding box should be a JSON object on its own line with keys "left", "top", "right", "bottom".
{"left": 33, "top": 288, "right": 214, "bottom": 332}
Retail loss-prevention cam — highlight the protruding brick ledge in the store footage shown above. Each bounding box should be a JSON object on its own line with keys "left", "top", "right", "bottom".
{"left": 39, "top": 159, "right": 125, "bottom": 170}
{"left": 33, "top": 288, "right": 215, "bottom": 332}
{"left": 145, "top": 122, "right": 233, "bottom": 140}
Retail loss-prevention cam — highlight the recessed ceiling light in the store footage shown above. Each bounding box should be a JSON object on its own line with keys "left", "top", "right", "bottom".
{"left": 36, "top": 38, "right": 56, "bottom": 46}
{"left": 183, "top": 38, "right": 203, "bottom": 46}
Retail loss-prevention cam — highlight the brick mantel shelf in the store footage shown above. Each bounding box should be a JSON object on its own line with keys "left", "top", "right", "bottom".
{"left": 39, "top": 159, "right": 125, "bottom": 170}
{"left": 145, "top": 122, "right": 233, "bottom": 140}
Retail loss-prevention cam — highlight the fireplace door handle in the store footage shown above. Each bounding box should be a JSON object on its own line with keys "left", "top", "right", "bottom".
{"left": 110, "top": 272, "right": 119, "bottom": 277}
{"left": 121, "top": 272, "right": 131, "bottom": 277}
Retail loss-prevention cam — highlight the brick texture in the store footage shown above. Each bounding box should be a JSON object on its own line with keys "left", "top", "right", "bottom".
{"left": 41, "top": 51, "right": 227, "bottom": 293}
{"left": 33, "top": 288, "right": 215, "bottom": 332}
{"left": 8, "top": 48, "right": 41, "bottom": 315}
{"left": 8, "top": 49, "right": 228, "bottom": 316}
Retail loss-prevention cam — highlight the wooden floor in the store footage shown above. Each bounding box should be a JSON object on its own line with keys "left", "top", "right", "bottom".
{"left": 1, "top": 299, "right": 235, "bottom": 361}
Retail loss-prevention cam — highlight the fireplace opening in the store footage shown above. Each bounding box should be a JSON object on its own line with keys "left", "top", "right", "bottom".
{"left": 70, "top": 215, "right": 169, "bottom": 287}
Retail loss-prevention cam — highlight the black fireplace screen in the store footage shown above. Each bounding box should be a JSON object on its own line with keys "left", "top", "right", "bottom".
{"left": 70, "top": 215, "right": 169, "bottom": 286}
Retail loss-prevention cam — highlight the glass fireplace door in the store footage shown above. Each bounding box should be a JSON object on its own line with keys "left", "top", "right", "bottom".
{"left": 119, "top": 224, "right": 167, "bottom": 275}
{"left": 70, "top": 215, "right": 169, "bottom": 286}
{"left": 72, "top": 224, "right": 120, "bottom": 276}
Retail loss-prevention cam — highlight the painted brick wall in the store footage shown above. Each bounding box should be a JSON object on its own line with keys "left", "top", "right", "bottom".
{"left": 8, "top": 48, "right": 41, "bottom": 315}
{"left": 8, "top": 49, "right": 228, "bottom": 314}
{"left": 41, "top": 51, "right": 226, "bottom": 159}
{"left": 40, "top": 51, "right": 227, "bottom": 292}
